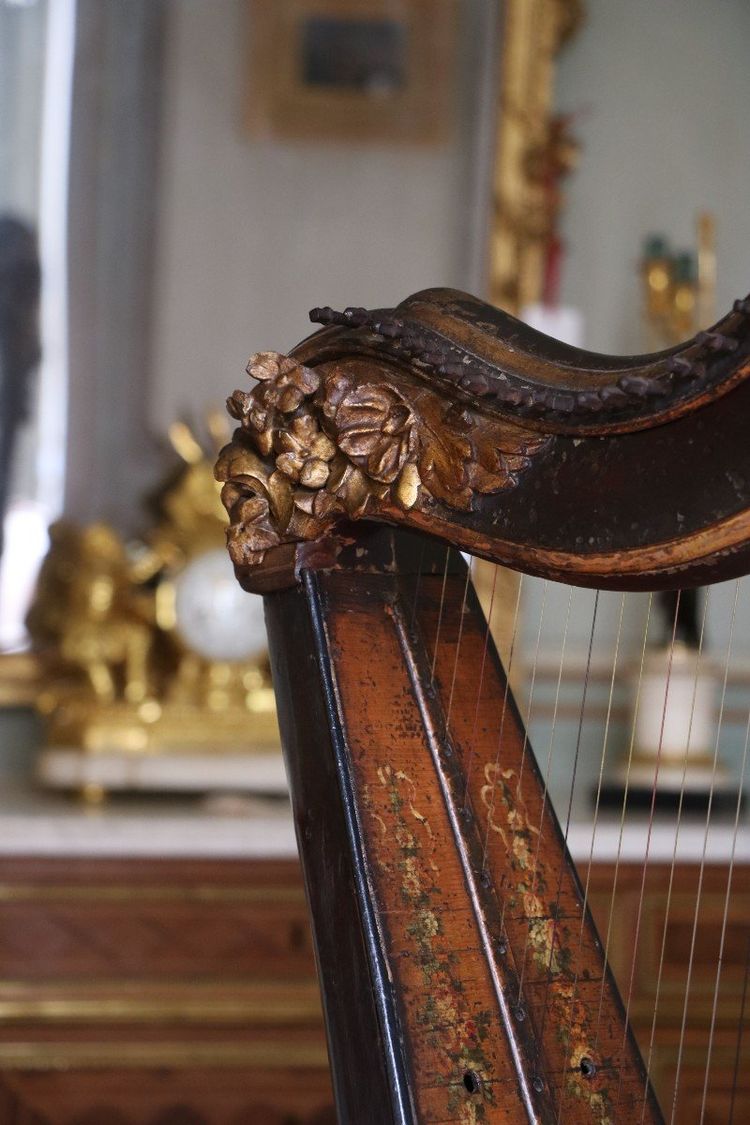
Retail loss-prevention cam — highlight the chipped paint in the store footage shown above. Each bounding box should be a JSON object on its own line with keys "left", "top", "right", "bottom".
{"left": 375, "top": 763, "right": 497, "bottom": 1121}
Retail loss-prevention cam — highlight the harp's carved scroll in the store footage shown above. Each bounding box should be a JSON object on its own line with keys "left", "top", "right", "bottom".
{"left": 218, "top": 287, "right": 750, "bottom": 592}
{"left": 217, "top": 349, "right": 548, "bottom": 569}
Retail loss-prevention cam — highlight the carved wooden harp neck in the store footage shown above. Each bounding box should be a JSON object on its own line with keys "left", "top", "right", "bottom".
{"left": 218, "top": 286, "right": 750, "bottom": 593}
{"left": 307, "top": 287, "right": 750, "bottom": 436}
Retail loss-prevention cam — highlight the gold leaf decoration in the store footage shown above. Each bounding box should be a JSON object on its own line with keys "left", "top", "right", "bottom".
{"left": 395, "top": 463, "right": 421, "bottom": 511}
{"left": 411, "top": 394, "right": 474, "bottom": 510}
{"left": 332, "top": 382, "right": 417, "bottom": 484}
{"left": 216, "top": 351, "right": 548, "bottom": 567}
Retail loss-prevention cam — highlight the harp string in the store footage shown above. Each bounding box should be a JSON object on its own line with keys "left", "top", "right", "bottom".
{"left": 638, "top": 586, "right": 711, "bottom": 1121}
{"left": 700, "top": 605, "right": 750, "bottom": 1122}
{"left": 410, "top": 540, "right": 426, "bottom": 628}
{"left": 478, "top": 570, "right": 526, "bottom": 861}
{"left": 516, "top": 585, "right": 573, "bottom": 1003}
{"left": 556, "top": 590, "right": 627, "bottom": 1123}
{"left": 581, "top": 591, "right": 627, "bottom": 925}
{"left": 669, "top": 578, "right": 741, "bottom": 1124}
{"left": 462, "top": 562, "right": 499, "bottom": 807}
{"left": 439, "top": 560, "right": 747, "bottom": 1117}
{"left": 612, "top": 592, "right": 684, "bottom": 1113}
{"left": 446, "top": 564, "right": 472, "bottom": 724}
{"left": 510, "top": 578, "right": 545, "bottom": 793}
{"left": 430, "top": 546, "right": 452, "bottom": 681}
{"left": 537, "top": 591, "right": 600, "bottom": 1054}
{"left": 728, "top": 933, "right": 750, "bottom": 1125}
{"left": 593, "top": 593, "right": 654, "bottom": 1050}
{"left": 440, "top": 559, "right": 747, "bottom": 1116}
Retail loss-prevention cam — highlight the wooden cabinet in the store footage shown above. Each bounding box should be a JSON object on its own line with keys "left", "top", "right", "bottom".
{"left": 0, "top": 854, "right": 744, "bottom": 1122}
{"left": 587, "top": 863, "right": 750, "bottom": 1125}
{"left": 0, "top": 857, "right": 334, "bottom": 1124}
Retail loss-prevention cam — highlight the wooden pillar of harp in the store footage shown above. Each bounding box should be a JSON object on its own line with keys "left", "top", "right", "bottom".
{"left": 261, "top": 527, "right": 660, "bottom": 1124}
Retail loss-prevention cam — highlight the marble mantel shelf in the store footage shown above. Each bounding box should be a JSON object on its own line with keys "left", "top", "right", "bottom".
{"left": 0, "top": 783, "right": 748, "bottom": 864}
{"left": 0, "top": 786, "right": 299, "bottom": 859}
{"left": 566, "top": 816, "right": 750, "bottom": 866}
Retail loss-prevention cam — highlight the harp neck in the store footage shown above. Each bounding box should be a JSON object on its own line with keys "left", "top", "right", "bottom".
{"left": 217, "top": 287, "right": 750, "bottom": 594}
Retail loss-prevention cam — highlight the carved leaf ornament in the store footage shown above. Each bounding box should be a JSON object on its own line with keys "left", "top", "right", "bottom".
{"left": 217, "top": 352, "right": 546, "bottom": 567}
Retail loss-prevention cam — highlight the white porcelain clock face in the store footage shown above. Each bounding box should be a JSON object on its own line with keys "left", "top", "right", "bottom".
{"left": 173, "top": 548, "right": 266, "bottom": 662}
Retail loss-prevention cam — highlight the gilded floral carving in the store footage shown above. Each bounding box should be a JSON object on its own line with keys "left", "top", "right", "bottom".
{"left": 274, "top": 414, "right": 336, "bottom": 487}
{"left": 329, "top": 383, "right": 416, "bottom": 484}
{"left": 217, "top": 351, "right": 546, "bottom": 567}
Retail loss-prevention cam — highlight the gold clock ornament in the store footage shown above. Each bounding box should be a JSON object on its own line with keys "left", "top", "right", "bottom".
{"left": 30, "top": 418, "right": 282, "bottom": 799}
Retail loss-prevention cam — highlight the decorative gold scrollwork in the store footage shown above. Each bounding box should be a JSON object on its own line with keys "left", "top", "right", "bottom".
{"left": 216, "top": 352, "right": 547, "bottom": 567}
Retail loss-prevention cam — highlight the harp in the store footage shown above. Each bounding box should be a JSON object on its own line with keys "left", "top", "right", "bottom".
{"left": 216, "top": 287, "right": 750, "bottom": 1123}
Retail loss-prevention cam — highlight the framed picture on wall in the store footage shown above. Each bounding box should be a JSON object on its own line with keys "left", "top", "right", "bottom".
{"left": 246, "top": 0, "right": 458, "bottom": 144}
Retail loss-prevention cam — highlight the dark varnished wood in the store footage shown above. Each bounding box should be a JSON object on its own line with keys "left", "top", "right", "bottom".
{"left": 217, "top": 288, "right": 750, "bottom": 592}
{"left": 265, "top": 576, "right": 411, "bottom": 1123}
{"left": 306, "top": 289, "right": 750, "bottom": 435}
{"left": 262, "top": 530, "right": 662, "bottom": 1123}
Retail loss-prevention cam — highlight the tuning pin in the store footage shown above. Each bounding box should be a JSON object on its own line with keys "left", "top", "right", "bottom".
{"left": 374, "top": 318, "right": 403, "bottom": 338}
{"left": 550, "top": 392, "right": 575, "bottom": 414}
{"left": 419, "top": 350, "right": 446, "bottom": 369}
{"left": 576, "top": 391, "right": 604, "bottom": 412}
{"left": 460, "top": 372, "right": 490, "bottom": 396}
{"left": 697, "top": 330, "right": 739, "bottom": 353}
{"left": 666, "top": 355, "right": 695, "bottom": 379}
{"left": 524, "top": 389, "right": 549, "bottom": 415}
{"left": 599, "top": 385, "right": 629, "bottom": 406}
{"left": 502, "top": 386, "right": 525, "bottom": 407}
{"left": 438, "top": 361, "right": 466, "bottom": 380}
{"left": 617, "top": 374, "right": 659, "bottom": 398}
{"left": 309, "top": 306, "right": 337, "bottom": 325}
{"left": 342, "top": 306, "right": 370, "bottom": 327}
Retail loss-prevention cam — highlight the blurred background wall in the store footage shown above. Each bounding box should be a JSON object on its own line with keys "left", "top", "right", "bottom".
{"left": 556, "top": 0, "right": 750, "bottom": 353}
{"left": 151, "top": 0, "right": 496, "bottom": 431}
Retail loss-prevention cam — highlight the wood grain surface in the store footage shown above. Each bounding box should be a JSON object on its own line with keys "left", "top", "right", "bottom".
{"left": 263, "top": 531, "right": 663, "bottom": 1122}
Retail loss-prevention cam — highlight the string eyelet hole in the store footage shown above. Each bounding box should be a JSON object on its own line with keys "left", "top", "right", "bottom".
{"left": 579, "top": 1056, "right": 596, "bottom": 1079}
{"left": 463, "top": 1070, "right": 482, "bottom": 1095}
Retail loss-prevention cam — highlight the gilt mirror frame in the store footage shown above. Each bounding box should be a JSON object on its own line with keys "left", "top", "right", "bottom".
{"left": 479, "top": 0, "right": 585, "bottom": 660}
{"left": 490, "top": 0, "right": 585, "bottom": 315}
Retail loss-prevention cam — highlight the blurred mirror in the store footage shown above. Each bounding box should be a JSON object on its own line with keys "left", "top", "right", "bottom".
{"left": 0, "top": 0, "right": 500, "bottom": 655}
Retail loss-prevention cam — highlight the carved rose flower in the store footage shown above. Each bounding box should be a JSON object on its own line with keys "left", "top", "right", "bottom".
{"left": 331, "top": 383, "right": 417, "bottom": 484}
{"left": 274, "top": 413, "right": 336, "bottom": 489}
{"left": 227, "top": 353, "right": 320, "bottom": 455}
{"left": 221, "top": 489, "right": 280, "bottom": 566}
